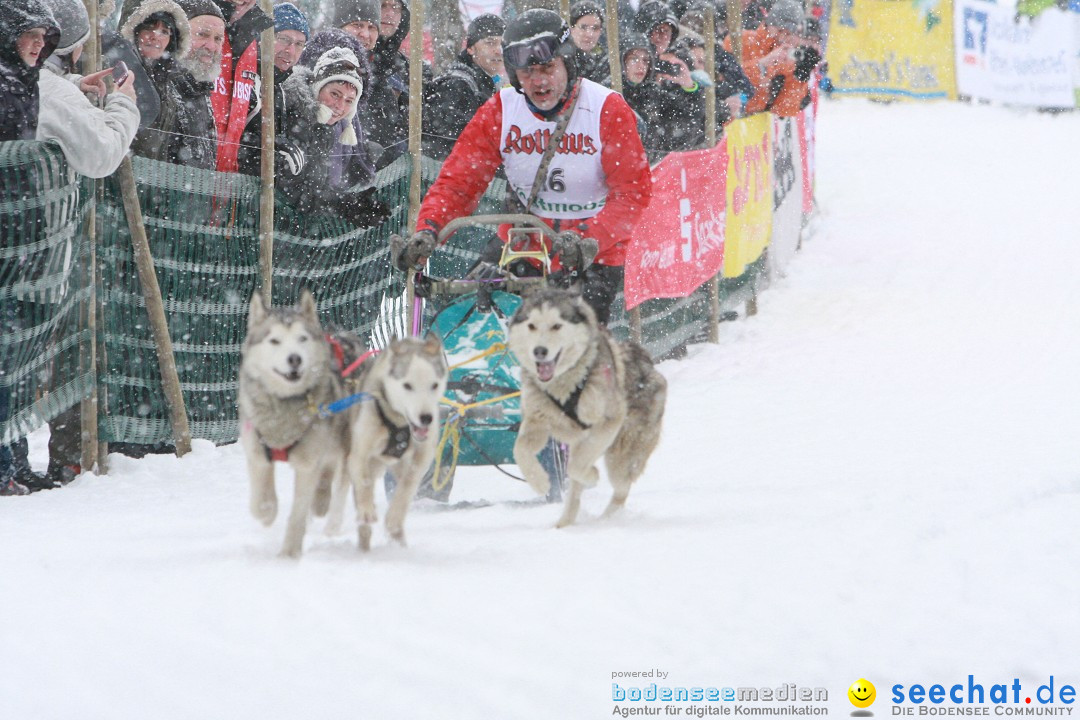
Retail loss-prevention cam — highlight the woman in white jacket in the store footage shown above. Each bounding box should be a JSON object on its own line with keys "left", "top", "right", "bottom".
{"left": 37, "top": 0, "right": 140, "bottom": 178}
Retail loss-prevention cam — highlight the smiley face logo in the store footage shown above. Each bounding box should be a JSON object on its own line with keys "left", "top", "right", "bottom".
{"left": 848, "top": 679, "right": 876, "bottom": 709}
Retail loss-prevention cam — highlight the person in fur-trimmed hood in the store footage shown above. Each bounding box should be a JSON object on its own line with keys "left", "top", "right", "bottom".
{"left": 119, "top": 0, "right": 221, "bottom": 168}
{"left": 274, "top": 45, "right": 388, "bottom": 228}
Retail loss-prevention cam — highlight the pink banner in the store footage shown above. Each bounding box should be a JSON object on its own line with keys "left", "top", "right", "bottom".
{"left": 797, "top": 77, "right": 820, "bottom": 216}
{"left": 624, "top": 143, "right": 729, "bottom": 310}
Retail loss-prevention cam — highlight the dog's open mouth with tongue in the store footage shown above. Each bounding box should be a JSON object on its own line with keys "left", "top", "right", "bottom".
{"left": 535, "top": 352, "right": 560, "bottom": 382}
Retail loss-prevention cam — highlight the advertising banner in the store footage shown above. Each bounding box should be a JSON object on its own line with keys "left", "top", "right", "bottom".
{"left": 769, "top": 116, "right": 805, "bottom": 279}
{"left": 624, "top": 143, "right": 729, "bottom": 310}
{"left": 723, "top": 114, "right": 773, "bottom": 279}
{"left": 827, "top": 0, "right": 958, "bottom": 100}
{"left": 955, "top": 1, "right": 1075, "bottom": 108}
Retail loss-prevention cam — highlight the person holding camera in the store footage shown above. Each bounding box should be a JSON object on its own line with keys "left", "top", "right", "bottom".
{"left": 731, "top": 0, "right": 822, "bottom": 118}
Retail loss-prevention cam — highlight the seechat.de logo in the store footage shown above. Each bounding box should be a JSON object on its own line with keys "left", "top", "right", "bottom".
{"left": 850, "top": 679, "right": 877, "bottom": 716}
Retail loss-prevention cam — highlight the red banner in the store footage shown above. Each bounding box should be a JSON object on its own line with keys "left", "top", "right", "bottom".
{"left": 624, "top": 143, "right": 729, "bottom": 310}
{"left": 797, "top": 76, "right": 820, "bottom": 216}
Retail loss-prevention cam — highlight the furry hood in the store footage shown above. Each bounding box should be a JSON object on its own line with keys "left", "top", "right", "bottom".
{"left": 119, "top": 0, "right": 191, "bottom": 60}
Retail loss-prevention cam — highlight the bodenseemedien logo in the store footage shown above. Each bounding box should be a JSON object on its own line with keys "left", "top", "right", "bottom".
{"left": 849, "top": 679, "right": 877, "bottom": 716}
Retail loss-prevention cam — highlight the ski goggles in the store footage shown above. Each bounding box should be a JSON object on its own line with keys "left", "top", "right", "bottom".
{"left": 503, "top": 32, "right": 564, "bottom": 69}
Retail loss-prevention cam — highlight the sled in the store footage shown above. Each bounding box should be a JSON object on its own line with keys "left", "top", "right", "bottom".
{"left": 414, "top": 214, "right": 568, "bottom": 502}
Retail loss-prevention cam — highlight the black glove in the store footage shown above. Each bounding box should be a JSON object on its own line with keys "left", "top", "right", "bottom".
{"left": 335, "top": 187, "right": 391, "bottom": 228}
{"left": 391, "top": 230, "right": 437, "bottom": 272}
{"left": 551, "top": 230, "right": 598, "bottom": 271}
{"left": 276, "top": 138, "right": 305, "bottom": 176}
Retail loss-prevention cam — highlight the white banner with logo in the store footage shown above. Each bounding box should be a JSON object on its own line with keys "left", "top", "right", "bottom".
{"left": 954, "top": 0, "right": 1075, "bottom": 108}
{"left": 768, "top": 116, "right": 804, "bottom": 280}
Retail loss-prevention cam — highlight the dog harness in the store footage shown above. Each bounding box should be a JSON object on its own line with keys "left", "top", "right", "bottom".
{"left": 375, "top": 400, "right": 412, "bottom": 459}
{"left": 540, "top": 372, "right": 592, "bottom": 430}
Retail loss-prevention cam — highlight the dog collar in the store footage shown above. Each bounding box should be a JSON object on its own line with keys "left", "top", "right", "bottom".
{"left": 375, "top": 400, "right": 411, "bottom": 459}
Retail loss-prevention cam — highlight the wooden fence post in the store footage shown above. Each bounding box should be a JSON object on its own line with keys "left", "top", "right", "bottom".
{"left": 704, "top": 6, "right": 722, "bottom": 343}
{"left": 80, "top": 0, "right": 101, "bottom": 472}
{"left": 405, "top": 0, "right": 425, "bottom": 337}
{"left": 258, "top": 0, "right": 275, "bottom": 304}
{"left": 116, "top": 159, "right": 193, "bottom": 457}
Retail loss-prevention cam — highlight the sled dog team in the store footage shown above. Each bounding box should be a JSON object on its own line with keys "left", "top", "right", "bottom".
{"left": 239, "top": 288, "right": 667, "bottom": 557}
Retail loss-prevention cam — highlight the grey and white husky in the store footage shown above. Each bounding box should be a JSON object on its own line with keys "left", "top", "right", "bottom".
{"left": 238, "top": 290, "right": 365, "bottom": 558}
{"left": 325, "top": 334, "right": 449, "bottom": 550}
{"left": 508, "top": 289, "right": 667, "bottom": 527}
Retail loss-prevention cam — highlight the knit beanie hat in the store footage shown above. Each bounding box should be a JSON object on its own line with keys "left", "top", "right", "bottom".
{"left": 465, "top": 13, "right": 504, "bottom": 48}
{"left": 312, "top": 46, "right": 364, "bottom": 145}
{"left": 41, "top": 0, "right": 91, "bottom": 55}
{"left": 570, "top": 0, "right": 603, "bottom": 26}
{"left": 332, "top": 0, "right": 380, "bottom": 28}
{"left": 175, "top": 0, "right": 223, "bottom": 20}
{"left": 763, "top": 0, "right": 805, "bottom": 34}
{"left": 274, "top": 2, "right": 309, "bottom": 38}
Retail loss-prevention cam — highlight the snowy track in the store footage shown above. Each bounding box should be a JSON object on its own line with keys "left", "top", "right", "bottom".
{"left": 3, "top": 100, "right": 1079, "bottom": 719}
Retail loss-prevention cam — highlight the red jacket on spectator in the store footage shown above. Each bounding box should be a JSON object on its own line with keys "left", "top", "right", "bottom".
{"left": 417, "top": 79, "right": 652, "bottom": 268}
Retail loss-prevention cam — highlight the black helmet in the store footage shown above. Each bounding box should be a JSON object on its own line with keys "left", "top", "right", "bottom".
{"left": 502, "top": 8, "right": 577, "bottom": 91}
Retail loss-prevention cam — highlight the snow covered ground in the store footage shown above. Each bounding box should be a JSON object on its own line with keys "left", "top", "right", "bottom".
{"left": 3, "top": 99, "right": 1079, "bottom": 720}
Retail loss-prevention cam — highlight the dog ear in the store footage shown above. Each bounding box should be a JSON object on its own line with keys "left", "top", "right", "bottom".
{"left": 421, "top": 331, "right": 442, "bottom": 355}
{"left": 298, "top": 289, "right": 319, "bottom": 324}
{"left": 248, "top": 291, "right": 267, "bottom": 330}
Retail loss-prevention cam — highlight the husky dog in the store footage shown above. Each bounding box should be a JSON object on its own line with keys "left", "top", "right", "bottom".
{"left": 326, "top": 334, "right": 449, "bottom": 551}
{"left": 238, "top": 290, "right": 365, "bottom": 558}
{"left": 508, "top": 289, "right": 667, "bottom": 527}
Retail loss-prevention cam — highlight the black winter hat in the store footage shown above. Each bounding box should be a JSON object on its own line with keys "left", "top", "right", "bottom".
{"left": 175, "top": 0, "right": 223, "bottom": 21}
{"left": 41, "top": 0, "right": 89, "bottom": 55}
{"left": 633, "top": 0, "right": 679, "bottom": 42}
{"left": 465, "top": 13, "right": 504, "bottom": 47}
{"left": 332, "top": 0, "right": 380, "bottom": 28}
{"left": 570, "top": 0, "right": 604, "bottom": 26}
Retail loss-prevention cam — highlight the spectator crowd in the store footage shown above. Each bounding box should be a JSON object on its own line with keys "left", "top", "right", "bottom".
{"left": 0, "top": 0, "right": 823, "bottom": 495}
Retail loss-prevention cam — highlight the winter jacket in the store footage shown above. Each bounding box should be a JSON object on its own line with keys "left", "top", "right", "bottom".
{"left": 417, "top": 79, "right": 652, "bottom": 269}
{"left": 274, "top": 66, "right": 383, "bottom": 227}
{"left": 0, "top": 0, "right": 60, "bottom": 141}
{"left": 421, "top": 52, "right": 497, "bottom": 160}
{"left": 236, "top": 65, "right": 290, "bottom": 177}
{"left": 366, "top": 0, "right": 431, "bottom": 168}
{"left": 36, "top": 65, "right": 140, "bottom": 177}
{"left": 730, "top": 28, "right": 816, "bottom": 118}
{"left": 210, "top": 0, "right": 272, "bottom": 172}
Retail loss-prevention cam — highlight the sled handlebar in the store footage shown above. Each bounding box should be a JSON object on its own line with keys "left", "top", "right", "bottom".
{"left": 436, "top": 214, "right": 559, "bottom": 245}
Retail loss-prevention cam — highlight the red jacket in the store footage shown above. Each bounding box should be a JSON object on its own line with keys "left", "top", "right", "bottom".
{"left": 417, "top": 82, "right": 652, "bottom": 268}
{"left": 213, "top": 34, "right": 259, "bottom": 173}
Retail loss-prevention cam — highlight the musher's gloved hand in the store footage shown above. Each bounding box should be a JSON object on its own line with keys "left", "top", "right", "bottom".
{"left": 552, "top": 230, "right": 598, "bottom": 270}
{"left": 392, "top": 230, "right": 438, "bottom": 272}
{"left": 276, "top": 138, "right": 306, "bottom": 176}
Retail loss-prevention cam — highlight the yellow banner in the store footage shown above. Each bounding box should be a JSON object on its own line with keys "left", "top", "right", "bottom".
{"left": 826, "top": 0, "right": 957, "bottom": 100}
{"left": 724, "top": 114, "right": 773, "bottom": 279}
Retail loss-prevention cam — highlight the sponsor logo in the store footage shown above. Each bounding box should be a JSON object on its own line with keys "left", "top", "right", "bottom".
{"left": 502, "top": 125, "right": 598, "bottom": 156}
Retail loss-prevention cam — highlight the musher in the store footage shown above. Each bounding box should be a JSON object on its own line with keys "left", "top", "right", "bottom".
{"left": 392, "top": 8, "right": 652, "bottom": 325}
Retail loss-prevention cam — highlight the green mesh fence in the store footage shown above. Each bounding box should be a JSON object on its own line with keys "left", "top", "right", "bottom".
{"left": 0, "top": 142, "right": 763, "bottom": 452}
{"left": 0, "top": 142, "right": 92, "bottom": 447}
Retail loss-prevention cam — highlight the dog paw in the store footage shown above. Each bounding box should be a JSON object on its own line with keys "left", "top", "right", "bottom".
{"left": 524, "top": 470, "right": 551, "bottom": 496}
{"left": 252, "top": 499, "right": 277, "bottom": 526}
{"left": 278, "top": 545, "right": 302, "bottom": 559}
{"left": 388, "top": 526, "right": 407, "bottom": 547}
